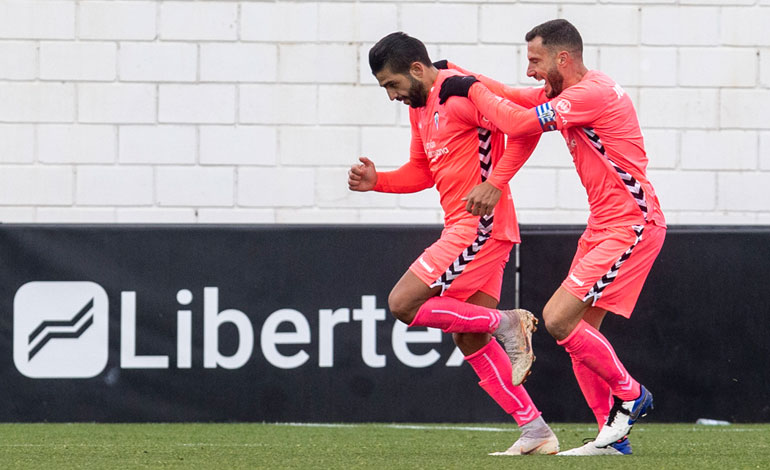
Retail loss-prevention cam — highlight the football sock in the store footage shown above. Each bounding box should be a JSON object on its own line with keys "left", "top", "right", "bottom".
{"left": 572, "top": 357, "right": 612, "bottom": 428}
{"left": 465, "top": 338, "right": 540, "bottom": 426}
{"left": 558, "top": 320, "right": 641, "bottom": 401}
{"left": 410, "top": 296, "right": 500, "bottom": 333}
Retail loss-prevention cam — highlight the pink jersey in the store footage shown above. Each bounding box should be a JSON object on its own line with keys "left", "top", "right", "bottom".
{"left": 375, "top": 69, "right": 535, "bottom": 243}
{"left": 467, "top": 69, "right": 666, "bottom": 230}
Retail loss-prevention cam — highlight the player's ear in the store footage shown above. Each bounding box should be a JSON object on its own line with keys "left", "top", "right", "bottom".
{"left": 409, "top": 61, "right": 425, "bottom": 80}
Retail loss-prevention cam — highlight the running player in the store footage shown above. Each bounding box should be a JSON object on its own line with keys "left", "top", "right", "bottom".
{"left": 348, "top": 32, "right": 558, "bottom": 455}
{"left": 437, "top": 19, "right": 666, "bottom": 455}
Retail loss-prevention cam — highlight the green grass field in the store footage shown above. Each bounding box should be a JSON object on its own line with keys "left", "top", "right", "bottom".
{"left": 1, "top": 422, "right": 768, "bottom": 469}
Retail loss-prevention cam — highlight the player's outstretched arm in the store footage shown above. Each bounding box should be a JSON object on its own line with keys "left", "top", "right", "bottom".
{"left": 348, "top": 156, "right": 378, "bottom": 192}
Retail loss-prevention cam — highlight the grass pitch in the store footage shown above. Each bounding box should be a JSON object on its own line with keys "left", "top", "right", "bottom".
{"left": 1, "top": 422, "right": 769, "bottom": 469}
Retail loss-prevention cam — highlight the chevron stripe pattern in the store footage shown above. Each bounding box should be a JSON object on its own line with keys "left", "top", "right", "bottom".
{"left": 582, "top": 127, "right": 648, "bottom": 221}
{"left": 431, "top": 128, "right": 495, "bottom": 294}
{"left": 583, "top": 225, "right": 644, "bottom": 305}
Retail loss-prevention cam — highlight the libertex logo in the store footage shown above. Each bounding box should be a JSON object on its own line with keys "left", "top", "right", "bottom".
{"left": 13, "top": 281, "right": 109, "bottom": 378}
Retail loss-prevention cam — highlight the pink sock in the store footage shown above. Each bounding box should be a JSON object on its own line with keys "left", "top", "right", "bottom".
{"left": 410, "top": 296, "right": 500, "bottom": 333}
{"left": 558, "top": 320, "right": 641, "bottom": 401}
{"left": 465, "top": 339, "right": 541, "bottom": 426}
{"left": 572, "top": 358, "right": 612, "bottom": 429}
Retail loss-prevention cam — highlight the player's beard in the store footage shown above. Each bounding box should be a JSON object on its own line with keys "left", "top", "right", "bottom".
{"left": 545, "top": 66, "right": 564, "bottom": 98}
{"left": 407, "top": 75, "right": 428, "bottom": 108}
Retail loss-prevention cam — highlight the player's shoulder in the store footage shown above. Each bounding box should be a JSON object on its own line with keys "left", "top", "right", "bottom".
{"left": 562, "top": 70, "right": 620, "bottom": 104}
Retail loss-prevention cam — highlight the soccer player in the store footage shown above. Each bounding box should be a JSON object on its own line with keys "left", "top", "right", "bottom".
{"left": 437, "top": 19, "right": 666, "bottom": 455}
{"left": 348, "top": 32, "right": 559, "bottom": 455}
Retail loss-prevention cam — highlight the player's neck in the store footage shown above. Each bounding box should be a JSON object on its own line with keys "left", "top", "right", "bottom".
{"left": 563, "top": 63, "right": 589, "bottom": 89}
{"left": 424, "top": 66, "right": 439, "bottom": 89}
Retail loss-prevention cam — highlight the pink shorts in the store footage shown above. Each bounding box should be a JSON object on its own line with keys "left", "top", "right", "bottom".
{"left": 561, "top": 223, "right": 666, "bottom": 318}
{"left": 409, "top": 227, "right": 514, "bottom": 303}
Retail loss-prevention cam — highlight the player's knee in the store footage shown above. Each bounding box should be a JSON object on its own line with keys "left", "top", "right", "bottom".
{"left": 387, "top": 289, "right": 417, "bottom": 324}
{"left": 542, "top": 304, "right": 567, "bottom": 340}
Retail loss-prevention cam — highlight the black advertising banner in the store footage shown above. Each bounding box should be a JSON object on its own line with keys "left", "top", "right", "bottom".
{"left": 0, "top": 225, "right": 768, "bottom": 423}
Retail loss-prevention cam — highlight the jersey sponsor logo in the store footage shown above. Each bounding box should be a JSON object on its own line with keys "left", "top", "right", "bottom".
{"left": 555, "top": 99, "right": 572, "bottom": 114}
{"left": 536, "top": 102, "right": 557, "bottom": 132}
{"left": 425, "top": 140, "right": 449, "bottom": 162}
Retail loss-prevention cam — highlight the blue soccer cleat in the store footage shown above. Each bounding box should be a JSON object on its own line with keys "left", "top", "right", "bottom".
{"left": 594, "top": 385, "right": 653, "bottom": 448}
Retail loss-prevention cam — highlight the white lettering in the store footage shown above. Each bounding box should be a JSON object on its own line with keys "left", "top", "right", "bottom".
{"left": 353, "top": 295, "right": 386, "bottom": 368}
{"left": 203, "top": 287, "right": 254, "bottom": 369}
{"left": 318, "top": 308, "right": 350, "bottom": 367}
{"left": 391, "top": 322, "right": 441, "bottom": 368}
{"left": 120, "top": 291, "right": 169, "bottom": 369}
{"left": 261, "top": 308, "right": 311, "bottom": 369}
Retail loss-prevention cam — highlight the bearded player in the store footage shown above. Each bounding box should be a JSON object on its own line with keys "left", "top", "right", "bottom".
{"left": 438, "top": 19, "right": 666, "bottom": 455}
{"left": 348, "top": 32, "right": 559, "bottom": 455}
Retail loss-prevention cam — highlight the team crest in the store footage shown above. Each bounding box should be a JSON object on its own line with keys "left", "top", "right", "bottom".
{"left": 434, "top": 112, "right": 439, "bottom": 130}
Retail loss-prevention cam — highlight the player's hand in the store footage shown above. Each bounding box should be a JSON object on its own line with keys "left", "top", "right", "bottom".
{"left": 348, "top": 156, "right": 377, "bottom": 192}
{"left": 439, "top": 75, "right": 479, "bottom": 104}
{"left": 463, "top": 181, "right": 501, "bottom": 216}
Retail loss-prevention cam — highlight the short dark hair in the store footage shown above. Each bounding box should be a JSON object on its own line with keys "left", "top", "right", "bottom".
{"left": 525, "top": 19, "right": 583, "bottom": 57}
{"left": 369, "top": 32, "right": 432, "bottom": 75}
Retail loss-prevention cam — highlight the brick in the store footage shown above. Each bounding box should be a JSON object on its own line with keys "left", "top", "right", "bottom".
{"left": 319, "top": 85, "right": 397, "bottom": 125}
{"left": 160, "top": 1, "right": 237, "bottom": 41}
{"left": 0, "top": 124, "right": 35, "bottom": 163}
{"left": 562, "top": 5, "right": 639, "bottom": 45}
{"left": 479, "top": 5, "right": 558, "bottom": 44}
{"left": 0, "top": 82, "right": 74, "bottom": 122}
{"left": 0, "top": 207, "right": 35, "bottom": 222}
{"left": 40, "top": 42, "right": 116, "bottom": 81}
{"left": 279, "top": 126, "right": 358, "bottom": 166}
{"left": 76, "top": 166, "right": 153, "bottom": 206}
{"left": 315, "top": 167, "right": 394, "bottom": 209}
{"left": 198, "top": 208, "right": 275, "bottom": 224}
{"left": 79, "top": 1, "right": 156, "bottom": 40}
{"left": 718, "top": 173, "right": 770, "bottom": 211}
{"left": 79, "top": 84, "right": 155, "bottom": 124}
{"left": 238, "top": 167, "right": 314, "bottom": 207}
{"left": 639, "top": 88, "right": 718, "bottom": 129}
{"left": 116, "top": 208, "right": 197, "bottom": 223}
{"left": 679, "top": 48, "right": 757, "bottom": 87}
{"left": 0, "top": 42, "right": 37, "bottom": 80}
{"left": 319, "top": 3, "right": 397, "bottom": 43}
{"left": 642, "top": 6, "right": 719, "bottom": 46}
{"left": 599, "top": 47, "right": 677, "bottom": 87}
{"left": 516, "top": 209, "right": 591, "bottom": 225}
{"left": 279, "top": 44, "right": 357, "bottom": 84}
{"left": 157, "top": 167, "right": 234, "bottom": 207}
{"left": 38, "top": 125, "right": 116, "bottom": 164}
{"left": 241, "top": 2, "right": 318, "bottom": 42}
{"left": 397, "top": 189, "right": 441, "bottom": 210}
{"left": 240, "top": 85, "right": 317, "bottom": 125}
{"left": 276, "top": 208, "right": 359, "bottom": 224}
{"left": 358, "top": 209, "right": 442, "bottom": 225}
{"left": 401, "top": 4, "right": 477, "bottom": 44}
{"left": 0, "top": 166, "right": 72, "bottom": 205}
{"left": 119, "top": 43, "right": 197, "bottom": 82}
{"left": 436, "top": 45, "right": 519, "bottom": 85}
{"left": 647, "top": 169, "right": 716, "bottom": 211}
{"left": 200, "top": 126, "right": 276, "bottom": 166}
{"left": 681, "top": 131, "right": 757, "bottom": 170}
{"left": 643, "top": 129, "right": 678, "bottom": 169}
{"left": 119, "top": 126, "right": 196, "bottom": 165}
{"left": 509, "top": 169, "right": 558, "bottom": 209}
{"left": 159, "top": 84, "right": 236, "bottom": 124}
{"left": 360, "top": 126, "right": 412, "bottom": 168}
{"left": 556, "top": 169, "right": 590, "bottom": 210}
{"left": 675, "top": 211, "right": 758, "bottom": 225}
{"left": 761, "top": 50, "right": 770, "bottom": 88}
{"left": 36, "top": 208, "right": 116, "bottom": 223}
{"left": 200, "top": 44, "right": 277, "bottom": 82}
{"left": 0, "top": 1, "right": 75, "bottom": 39}
{"left": 722, "top": 7, "right": 770, "bottom": 46}
{"left": 720, "top": 90, "right": 770, "bottom": 129}
{"left": 527, "top": 128, "right": 579, "bottom": 169}
{"left": 761, "top": 133, "right": 770, "bottom": 170}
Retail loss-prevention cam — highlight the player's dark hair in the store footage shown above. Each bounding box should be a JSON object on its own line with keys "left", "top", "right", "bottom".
{"left": 525, "top": 19, "right": 583, "bottom": 57}
{"left": 369, "top": 32, "right": 432, "bottom": 75}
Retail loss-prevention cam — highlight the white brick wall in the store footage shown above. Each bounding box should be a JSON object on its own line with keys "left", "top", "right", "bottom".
{"left": 0, "top": 1, "right": 766, "bottom": 225}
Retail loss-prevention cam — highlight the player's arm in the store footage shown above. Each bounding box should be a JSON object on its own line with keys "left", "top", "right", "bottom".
{"left": 348, "top": 155, "right": 433, "bottom": 193}
{"left": 440, "top": 76, "right": 558, "bottom": 138}
{"left": 438, "top": 61, "right": 546, "bottom": 107}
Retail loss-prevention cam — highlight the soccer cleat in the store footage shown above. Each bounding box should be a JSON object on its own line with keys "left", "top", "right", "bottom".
{"left": 557, "top": 437, "right": 632, "bottom": 456}
{"left": 493, "top": 309, "right": 537, "bottom": 386}
{"left": 593, "top": 385, "right": 654, "bottom": 447}
{"left": 489, "top": 431, "right": 559, "bottom": 456}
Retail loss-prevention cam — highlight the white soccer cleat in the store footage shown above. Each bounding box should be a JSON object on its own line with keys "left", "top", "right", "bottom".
{"left": 557, "top": 437, "right": 632, "bottom": 456}
{"left": 489, "top": 432, "right": 559, "bottom": 456}
{"left": 594, "top": 385, "right": 653, "bottom": 447}
{"left": 493, "top": 309, "right": 537, "bottom": 386}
